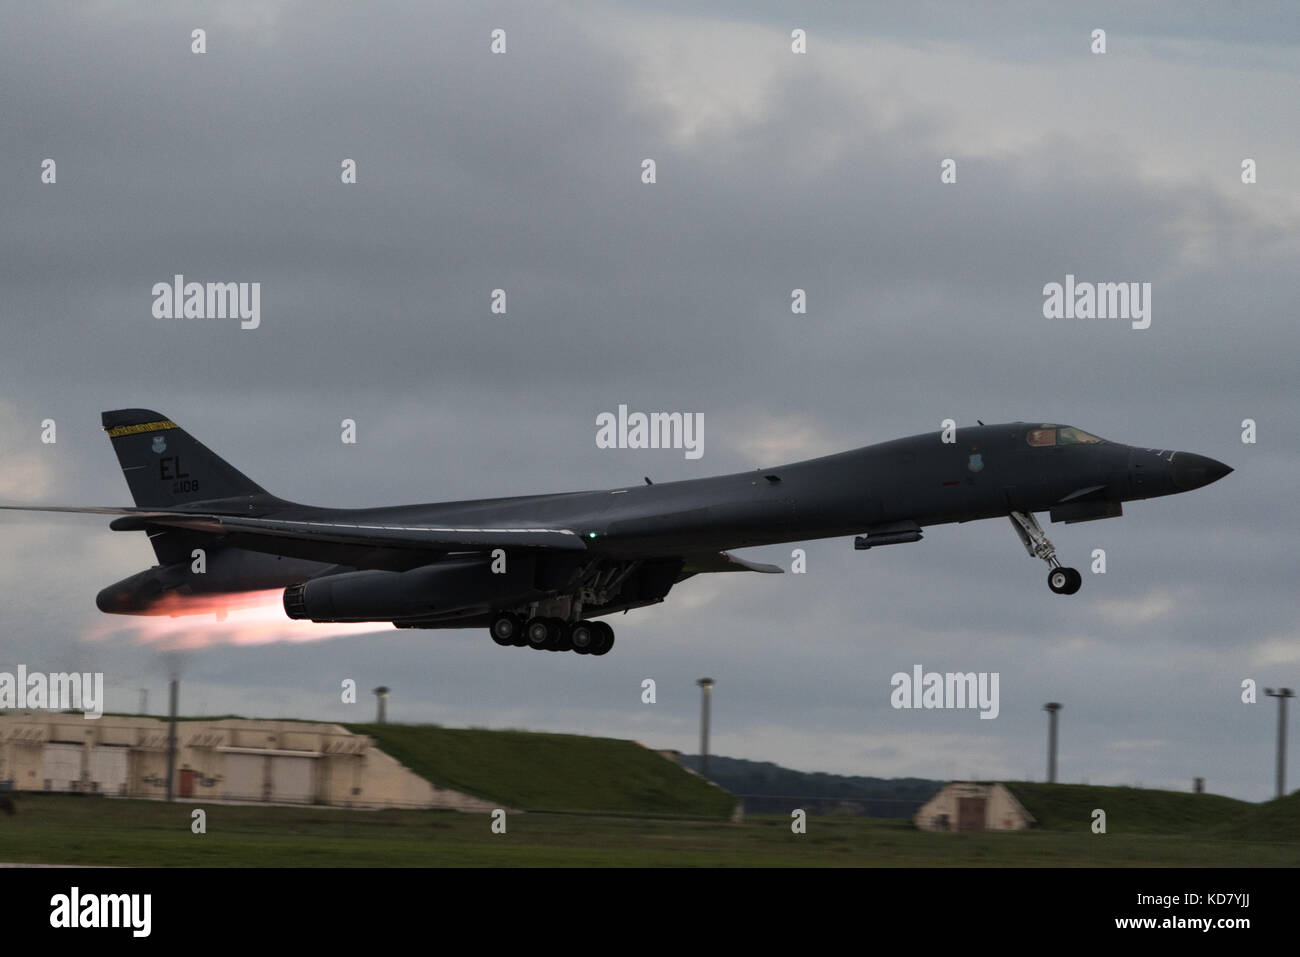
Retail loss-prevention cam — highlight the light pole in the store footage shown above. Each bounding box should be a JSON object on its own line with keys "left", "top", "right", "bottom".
{"left": 165, "top": 678, "right": 178, "bottom": 802}
{"left": 697, "top": 678, "right": 714, "bottom": 779}
{"left": 1043, "top": 702, "right": 1062, "bottom": 784}
{"left": 1265, "top": 688, "right": 1293, "bottom": 799}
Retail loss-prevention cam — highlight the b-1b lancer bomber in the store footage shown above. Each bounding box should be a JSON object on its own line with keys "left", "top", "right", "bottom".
{"left": 2, "top": 410, "right": 1231, "bottom": 656}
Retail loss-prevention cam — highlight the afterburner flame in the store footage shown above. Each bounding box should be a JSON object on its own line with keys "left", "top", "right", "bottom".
{"left": 87, "top": 589, "right": 386, "bottom": 650}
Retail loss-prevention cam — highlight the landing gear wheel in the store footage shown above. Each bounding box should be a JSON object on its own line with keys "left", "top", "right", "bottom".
{"left": 525, "top": 616, "right": 556, "bottom": 649}
{"left": 1013, "top": 512, "right": 1080, "bottom": 596}
{"left": 544, "top": 617, "right": 568, "bottom": 651}
{"left": 590, "top": 621, "right": 615, "bottom": 656}
{"left": 1048, "top": 567, "right": 1081, "bottom": 595}
{"left": 490, "top": 613, "right": 522, "bottom": 646}
{"left": 570, "top": 621, "right": 595, "bottom": 655}
{"left": 552, "top": 622, "right": 574, "bottom": 652}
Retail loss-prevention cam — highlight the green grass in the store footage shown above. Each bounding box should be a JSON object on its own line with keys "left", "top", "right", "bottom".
{"left": 344, "top": 723, "right": 737, "bottom": 818}
{"left": 1006, "top": 782, "right": 1252, "bottom": 835}
{"left": 1209, "top": 791, "right": 1300, "bottom": 842}
{"left": 0, "top": 795, "right": 1296, "bottom": 867}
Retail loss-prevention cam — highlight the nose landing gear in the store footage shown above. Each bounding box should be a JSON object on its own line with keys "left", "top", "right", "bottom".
{"left": 1047, "top": 565, "right": 1082, "bottom": 595}
{"left": 1010, "top": 511, "right": 1081, "bottom": 595}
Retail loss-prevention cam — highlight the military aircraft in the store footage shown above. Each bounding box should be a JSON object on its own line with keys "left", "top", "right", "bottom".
{"left": 2, "top": 409, "right": 1231, "bottom": 656}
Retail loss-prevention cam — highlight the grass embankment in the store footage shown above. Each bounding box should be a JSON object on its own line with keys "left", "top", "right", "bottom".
{"left": 1006, "top": 782, "right": 1251, "bottom": 835}
{"left": 345, "top": 723, "right": 736, "bottom": 819}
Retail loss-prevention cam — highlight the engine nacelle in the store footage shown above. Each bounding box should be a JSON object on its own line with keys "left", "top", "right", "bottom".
{"left": 283, "top": 555, "right": 539, "bottom": 623}
{"left": 96, "top": 567, "right": 172, "bottom": 614}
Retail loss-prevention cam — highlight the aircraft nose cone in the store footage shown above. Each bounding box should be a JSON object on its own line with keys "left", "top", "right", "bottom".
{"left": 1171, "top": 452, "right": 1233, "bottom": 491}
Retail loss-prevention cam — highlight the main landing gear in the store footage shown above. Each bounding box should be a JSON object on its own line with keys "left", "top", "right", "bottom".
{"left": 489, "top": 613, "right": 614, "bottom": 656}
{"left": 1009, "top": 511, "right": 1082, "bottom": 595}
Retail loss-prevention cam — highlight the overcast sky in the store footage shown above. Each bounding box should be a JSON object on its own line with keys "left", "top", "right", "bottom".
{"left": 1, "top": 2, "right": 1297, "bottom": 801}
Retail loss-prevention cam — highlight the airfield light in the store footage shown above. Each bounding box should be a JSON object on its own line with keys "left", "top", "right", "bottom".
{"left": 1264, "top": 688, "right": 1294, "bottom": 799}
{"left": 1043, "top": 703, "right": 1062, "bottom": 784}
{"left": 165, "top": 678, "right": 179, "bottom": 802}
{"left": 697, "top": 678, "right": 715, "bottom": 779}
{"left": 374, "top": 686, "right": 390, "bottom": 725}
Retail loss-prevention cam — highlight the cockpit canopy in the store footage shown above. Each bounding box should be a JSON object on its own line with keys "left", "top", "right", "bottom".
{"left": 1025, "top": 424, "right": 1105, "bottom": 447}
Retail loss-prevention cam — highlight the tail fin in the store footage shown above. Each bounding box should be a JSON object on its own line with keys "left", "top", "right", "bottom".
{"left": 102, "top": 408, "right": 271, "bottom": 509}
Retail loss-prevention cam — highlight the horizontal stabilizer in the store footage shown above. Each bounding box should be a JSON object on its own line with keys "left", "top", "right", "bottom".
{"left": 0, "top": 504, "right": 169, "bottom": 517}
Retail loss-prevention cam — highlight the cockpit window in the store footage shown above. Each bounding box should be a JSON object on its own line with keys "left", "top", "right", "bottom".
{"left": 1026, "top": 425, "right": 1104, "bottom": 447}
{"left": 1057, "top": 426, "right": 1103, "bottom": 445}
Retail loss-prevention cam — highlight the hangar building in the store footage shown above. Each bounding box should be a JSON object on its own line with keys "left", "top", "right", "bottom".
{"left": 913, "top": 781, "right": 1035, "bottom": 832}
{"left": 0, "top": 713, "right": 497, "bottom": 811}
